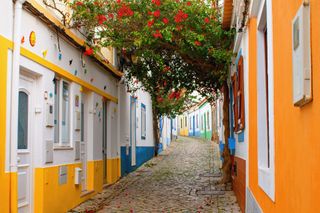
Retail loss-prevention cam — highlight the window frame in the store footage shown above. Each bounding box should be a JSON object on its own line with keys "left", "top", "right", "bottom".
{"left": 256, "top": 0, "right": 275, "bottom": 201}
{"left": 54, "top": 77, "right": 72, "bottom": 147}
{"left": 141, "top": 103, "right": 146, "bottom": 140}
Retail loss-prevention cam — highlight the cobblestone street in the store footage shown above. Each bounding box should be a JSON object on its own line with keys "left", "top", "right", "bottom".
{"left": 71, "top": 137, "right": 241, "bottom": 213}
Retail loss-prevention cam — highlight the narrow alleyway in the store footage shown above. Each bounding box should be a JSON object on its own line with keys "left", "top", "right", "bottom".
{"left": 71, "top": 137, "right": 241, "bottom": 213}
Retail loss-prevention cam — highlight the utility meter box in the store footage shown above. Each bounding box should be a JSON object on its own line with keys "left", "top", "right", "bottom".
{"left": 292, "top": 2, "right": 312, "bottom": 107}
{"left": 74, "top": 167, "right": 82, "bottom": 185}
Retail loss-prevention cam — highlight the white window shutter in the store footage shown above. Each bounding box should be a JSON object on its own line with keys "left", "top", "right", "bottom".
{"left": 292, "top": 3, "right": 312, "bottom": 107}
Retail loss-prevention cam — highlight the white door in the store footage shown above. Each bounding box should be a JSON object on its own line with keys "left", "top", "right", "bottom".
{"left": 80, "top": 93, "right": 87, "bottom": 191}
{"left": 17, "top": 75, "right": 34, "bottom": 213}
{"left": 130, "top": 97, "right": 136, "bottom": 166}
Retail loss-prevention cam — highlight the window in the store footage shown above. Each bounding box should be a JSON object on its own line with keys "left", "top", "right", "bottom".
{"left": 200, "top": 115, "right": 203, "bottom": 130}
{"left": 257, "top": 1, "right": 275, "bottom": 201}
{"left": 180, "top": 118, "right": 183, "bottom": 128}
{"left": 141, "top": 104, "right": 146, "bottom": 139}
{"left": 54, "top": 78, "right": 71, "bottom": 146}
{"left": 80, "top": 94, "right": 85, "bottom": 142}
{"left": 196, "top": 114, "right": 199, "bottom": 128}
{"left": 189, "top": 117, "right": 192, "bottom": 130}
{"left": 185, "top": 116, "right": 187, "bottom": 127}
{"left": 18, "top": 91, "right": 28, "bottom": 149}
{"left": 207, "top": 111, "right": 210, "bottom": 129}
{"left": 232, "top": 56, "right": 245, "bottom": 132}
{"left": 54, "top": 78, "right": 60, "bottom": 144}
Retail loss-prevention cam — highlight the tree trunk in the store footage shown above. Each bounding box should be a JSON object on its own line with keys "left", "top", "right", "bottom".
{"left": 221, "top": 82, "right": 232, "bottom": 183}
{"left": 152, "top": 107, "right": 160, "bottom": 156}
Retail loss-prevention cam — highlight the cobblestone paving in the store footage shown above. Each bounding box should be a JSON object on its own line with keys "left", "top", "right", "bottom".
{"left": 70, "top": 137, "right": 241, "bottom": 213}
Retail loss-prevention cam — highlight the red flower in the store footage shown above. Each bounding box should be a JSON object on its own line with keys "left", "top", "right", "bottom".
{"left": 97, "top": 14, "right": 107, "bottom": 25}
{"left": 157, "top": 97, "right": 164, "bottom": 103}
{"left": 153, "top": 10, "right": 161, "bottom": 18}
{"left": 116, "top": 0, "right": 121, "bottom": 3}
{"left": 148, "top": 11, "right": 153, "bottom": 15}
{"left": 75, "top": 1, "right": 83, "bottom": 6}
{"left": 194, "top": 41, "right": 201, "bottom": 46}
{"left": 186, "top": 1, "right": 192, "bottom": 6}
{"left": 153, "top": 30, "right": 163, "bottom": 39}
{"left": 174, "top": 10, "right": 188, "bottom": 23}
{"left": 84, "top": 48, "right": 94, "bottom": 56}
{"left": 163, "top": 80, "right": 167, "bottom": 87}
{"left": 204, "top": 17, "right": 210, "bottom": 23}
{"left": 163, "top": 66, "right": 171, "bottom": 72}
{"left": 108, "top": 13, "right": 114, "bottom": 19}
{"left": 162, "top": 18, "right": 169, "bottom": 24}
{"left": 152, "top": 0, "right": 161, "bottom": 6}
{"left": 176, "top": 25, "right": 183, "bottom": 31}
{"left": 148, "top": 19, "right": 155, "bottom": 27}
{"left": 117, "top": 4, "right": 134, "bottom": 18}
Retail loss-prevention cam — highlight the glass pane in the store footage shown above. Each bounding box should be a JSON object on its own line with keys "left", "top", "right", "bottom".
{"left": 54, "top": 79, "right": 60, "bottom": 143}
{"left": 18, "top": 91, "right": 28, "bottom": 149}
{"left": 61, "top": 81, "right": 69, "bottom": 144}
{"left": 81, "top": 102, "right": 84, "bottom": 142}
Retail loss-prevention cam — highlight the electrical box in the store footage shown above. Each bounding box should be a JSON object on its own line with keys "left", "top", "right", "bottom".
{"left": 75, "top": 111, "right": 81, "bottom": 131}
{"left": 46, "top": 103, "right": 54, "bottom": 127}
{"left": 74, "top": 141, "right": 80, "bottom": 160}
{"left": 292, "top": 2, "right": 312, "bottom": 107}
{"left": 45, "top": 140, "right": 53, "bottom": 163}
{"left": 74, "top": 167, "right": 82, "bottom": 185}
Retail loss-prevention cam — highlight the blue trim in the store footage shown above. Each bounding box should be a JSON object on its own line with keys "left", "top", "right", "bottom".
{"left": 141, "top": 103, "right": 146, "bottom": 140}
{"left": 229, "top": 85, "right": 234, "bottom": 138}
{"left": 238, "top": 132, "right": 245, "bottom": 142}
{"left": 121, "top": 146, "right": 155, "bottom": 176}
{"left": 235, "top": 49, "right": 242, "bottom": 66}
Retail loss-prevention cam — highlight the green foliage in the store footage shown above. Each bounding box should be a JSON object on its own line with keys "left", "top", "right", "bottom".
{"left": 68, "top": 0, "right": 234, "bottom": 117}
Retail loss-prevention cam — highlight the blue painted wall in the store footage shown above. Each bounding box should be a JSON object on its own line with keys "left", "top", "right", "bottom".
{"left": 121, "top": 146, "right": 155, "bottom": 176}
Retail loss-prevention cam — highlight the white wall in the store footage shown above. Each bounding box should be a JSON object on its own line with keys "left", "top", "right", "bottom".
{"left": 3, "top": 7, "right": 120, "bottom": 170}
{"left": 119, "top": 84, "right": 155, "bottom": 148}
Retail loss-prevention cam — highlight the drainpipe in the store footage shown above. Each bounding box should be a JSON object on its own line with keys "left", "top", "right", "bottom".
{"left": 10, "top": 0, "right": 26, "bottom": 210}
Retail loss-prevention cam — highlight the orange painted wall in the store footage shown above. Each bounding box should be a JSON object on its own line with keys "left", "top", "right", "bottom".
{"left": 248, "top": 0, "right": 320, "bottom": 212}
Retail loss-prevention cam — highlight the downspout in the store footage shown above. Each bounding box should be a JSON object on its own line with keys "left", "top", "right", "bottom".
{"left": 10, "top": 0, "right": 26, "bottom": 210}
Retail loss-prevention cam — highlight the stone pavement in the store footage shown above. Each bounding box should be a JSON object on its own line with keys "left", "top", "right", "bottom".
{"left": 69, "top": 137, "right": 241, "bottom": 213}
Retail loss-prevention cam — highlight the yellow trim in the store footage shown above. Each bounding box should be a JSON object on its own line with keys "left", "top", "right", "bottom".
{"left": 26, "top": 0, "right": 123, "bottom": 78}
{"left": 0, "top": 35, "right": 118, "bottom": 103}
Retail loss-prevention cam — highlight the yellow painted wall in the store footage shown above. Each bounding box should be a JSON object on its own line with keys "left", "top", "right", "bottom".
{"left": 34, "top": 159, "right": 121, "bottom": 213}
{"left": 0, "top": 36, "right": 121, "bottom": 212}
{"left": 249, "top": 0, "right": 320, "bottom": 212}
{"left": 107, "top": 158, "right": 121, "bottom": 184}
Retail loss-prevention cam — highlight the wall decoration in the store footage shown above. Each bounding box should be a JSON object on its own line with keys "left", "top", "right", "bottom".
{"left": 104, "top": 85, "right": 107, "bottom": 90}
{"left": 74, "top": 70, "right": 78, "bottom": 76}
{"left": 84, "top": 48, "right": 93, "bottom": 56}
{"left": 29, "top": 31, "right": 36, "bottom": 47}
{"left": 58, "top": 52, "right": 62, "bottom": 61}
{"left": 42, "top": 50, "right": 48, "bottom": 58}
{"left": 84, "top": 69, "right": 87, "bottom": 74}
{"left": 69, "top": 59, "right": 73, "bottom": 65}
{"left": 90, "top": 78, "right": 94, "bottom": 82}
{"left": 49, "top": 93, "right": 53, "bottom": 98}
{"left": 75, "top": 95, "right": 79, "bottom": 107}
{"left": 21, "top": 36, "right": 25, "bottom": 44}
